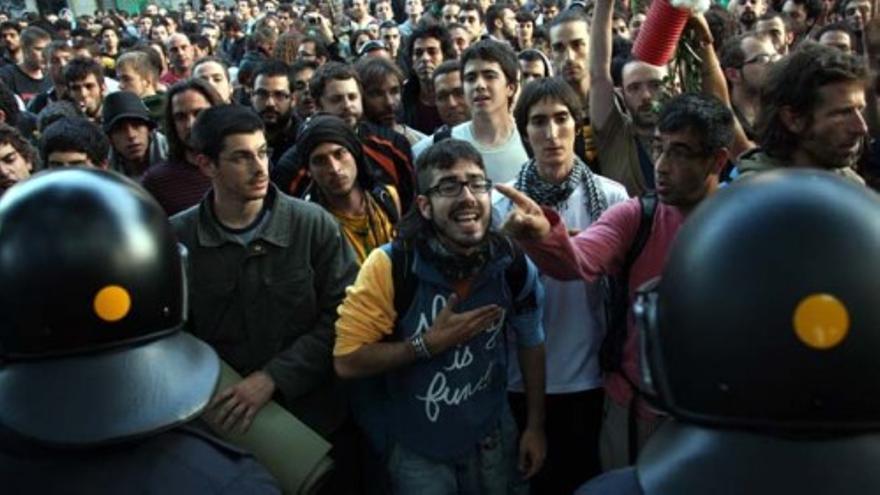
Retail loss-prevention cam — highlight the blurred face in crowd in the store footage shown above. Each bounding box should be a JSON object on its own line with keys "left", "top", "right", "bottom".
{"left": 68, "top": 74, "right": 105, "bottom": 118}
{"left": 459, "top": 8, "right": 483, "bottom": 40}
{"left": 434, "top": 69, "right": 468, "bottom": 126}
{"left": 0, "top": 27, "right": 19, "bottom": 53}
{"left": 101, "top": 29, "right": 119, "bottom": 52}
{"left": 819, "top": 29, "right": 853, "bottom": 53}
{"left": 308, "top": 142, "right": 359, "bottom": 199}
{"left": 517, "top": 19, "right": 534, "bottom": 45}
{"left": 787, "top": 80, "right": 867, "bottom": 169}
{"left": 412, "top": 36, "right": 444, "bottom": 82}
{"left": 622, "top": 61, "right": 668, "bottom": 129}
{"left": 844, "top": 0, "right": 872, "bottom": 31}
{"left": 172, "top": 89, "right": 213, "bottom": 150}
{"left": 48, "top": 47, "right": 73, "bottom": 87}
{"left": 167, "top": 34, "right": 194, "bottom": 73}
{"left": 449, "top": 26, "right": 472, "bottom": 58}
{"left": 47, "top": 150, "right": 99, "bottom": 168}
{"left": 0, "top": 142, "right": 31, "bottom": 195}
{"left": 109, "top": 119, "right": 151, "bottom": 163}
{"left": 736, "top": 35, "right": 779, "bottom": 94}
{"left": 734, "top": 0, "right": 767, "bottom": 28}
{"left": 629, "top": 13, "right": 646, "bottom": 41}
{"left": 363, "top": 73, "right": 402, "bottom": 128}
{"left": 406, "top": 0, "right": 424, "bottom": 19}
{"left": 380, "top": 25, "right": 401, "bottom": 57}
{"left": 782, "top": 0, "right": 808, "bottom": 34}
{"left": 193, "top": 61, "right": 233, "bottom": 103}
{"left": 463, "top": 58, "right": 516, "bottom": 117}
{"left": 138, "top": 17, "right": 152, "bottom": 37}
{"left": 151, "top": 24, "right": 169, "bottom": 42}
{"left": 318, "top": 77, "right": 363, "bottom": 128}
{"left": 201, "top": 25, "right": 221, "bottom": 48}
{"left": 292, "top": 67, "right": 317, "bottom": 118}
{"left": 375, "top": 0, "right": 394, "bottom": 21}
{"left": 117, "top": 64, "right": 154, "bottom": 97}
{"left": 551, "top": 20, "right": 590, "bottom": 89}
{"left": 542, "top": 2, "right": 559, "bottom": 23}
{"left": 755, "top": 16, "right": 790, "bottom": 54}
{"left": 442, "top": 3, "right": 461, "bottom": 26}
{"left": 350, "top": 0, "right": 368, "bottom": 21}
{"left": 652, "top": 128, "right": 721, "bottom": 209}
{"left": 495, "top": 7, "right": 517, "bottom": 40}
{"left": 252, "top": 74, "right": 293, "bottom": 130}
{"left": 23, "top": 37, "right": 49, "bottom": 71}
{"left": 298, "top": 40, "right": 321, "bottom": 63}
{"left": 519, "top": 58, "right": 546, "bottom": 85}
{"left": 612, "top": 17, "right": 630, "bottom": 39}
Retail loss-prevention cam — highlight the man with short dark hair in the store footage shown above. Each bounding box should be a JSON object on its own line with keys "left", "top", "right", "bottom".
{"left": 379, "top": 20, "right": 402, "bottom": 61}
{"left": 103, "top": 91, "right": 168, "bottom": 178}
{"left": 0, "top": 26, "right": 51, "bottom": 104}
{"left": 720, "top": 33, "right": 779, "bottom": 140}
{"left": 40, "top": 116, "right": 110, "bottom": 169}
{"left": 335, "top": 138, "right": 547, "bottom": 494}
{"left": 27, "top": 41, "right": 73, "bottom": 115}
{"left": 816, "top": 21, "right": 855, "bottom": 53}
{"left": 171, "top": 102, "right": 359, "bottom": 467}
{"left": 251, "top": 60, "right": 298, "bottom": 166}
{"left": 433, "top": 59, "right": 469, "bottom": 127}
{"left": 64, "top": 57, "right": 107, "bottom": 124}
{"left": 413, "top": 40, "right": 528, "bottom": 185}
{"left": 290, "top": 59, "right": 318, "bottom": 121}
{"left": 192, "top": 56, "right": 234, "bottom": 103}
{"left": 516, "top": 11, "right": 536, "bottom": 50}
{"left": 486, "top": 4, "right": 517, "bottom": 45}
{"left": 730, "top": 0, "right": 768, "bottom": 33}
{"left": 0, "top": 122, "right": 35, "bottom": 196}
{"left": 755, "top": 11, "right": 793, "bottom": 55}
{"left": 0, "top": 21, "right": 22, "bottom": 66}
{"left": 518, "top": 49, "right": 552, "bottom": 85}
{"left": 458, "top": 2, "right": 485, "bottom": 42}
{"left": 398, "top": 0, "right": 423, "bottom": 37}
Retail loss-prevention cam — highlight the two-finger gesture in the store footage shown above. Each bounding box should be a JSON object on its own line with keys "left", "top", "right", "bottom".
{"left": 495, "top": 184, "right": 552, "bottom": 241}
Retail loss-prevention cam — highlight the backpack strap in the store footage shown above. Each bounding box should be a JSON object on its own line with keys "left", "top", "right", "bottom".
{"left": 433, "top": 125, "right": 453, "bottom": 144}
{"left": 371, "top": 185, "right": 401, "bottom": 224}
{"left": 625, "top": 193, "right": 658, "bottom": 268}
{"left": 391, "top": 240, "right": 417, "bottom": 326}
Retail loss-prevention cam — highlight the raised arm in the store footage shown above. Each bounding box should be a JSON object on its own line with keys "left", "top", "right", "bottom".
{"left": 590, "top": 0, "right": 617, "bottom": 129}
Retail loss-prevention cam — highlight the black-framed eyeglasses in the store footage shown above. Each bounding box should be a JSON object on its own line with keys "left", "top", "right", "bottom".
{"left": 427, "top": 178, "right": 493, "bottom": 197}
{"left": 742, "top": 53, "right": 780, "bottom": 66}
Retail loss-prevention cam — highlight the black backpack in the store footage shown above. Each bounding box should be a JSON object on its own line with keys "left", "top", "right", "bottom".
{"left": 598, "top": 193, "right": 658, "bottom": 374}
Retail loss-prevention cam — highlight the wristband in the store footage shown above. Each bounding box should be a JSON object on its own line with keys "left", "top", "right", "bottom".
{"left": 410, "top": 334, "right": 432, "bottom": 360}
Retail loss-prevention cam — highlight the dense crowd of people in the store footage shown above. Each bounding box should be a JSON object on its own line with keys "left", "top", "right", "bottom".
{"left": 0, "top": 0, "right": 878, "bottom": 492}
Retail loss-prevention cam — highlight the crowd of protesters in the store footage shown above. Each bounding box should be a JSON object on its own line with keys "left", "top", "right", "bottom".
{"left": 0, "top": 0, "right": 878, "bottom": 492}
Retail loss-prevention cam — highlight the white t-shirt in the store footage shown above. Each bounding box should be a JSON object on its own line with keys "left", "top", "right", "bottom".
{"left": 413, "top": 121, "right": 529, "bottom": 185}
{"left": 495, "top": 175, "right": 629, "bottom": 394}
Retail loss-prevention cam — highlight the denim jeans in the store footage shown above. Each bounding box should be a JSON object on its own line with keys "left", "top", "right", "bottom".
{"left": 386, "top": 409, "right": 528, "bottom": 495}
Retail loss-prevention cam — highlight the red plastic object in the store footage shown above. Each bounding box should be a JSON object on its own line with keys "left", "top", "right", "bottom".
{"left": 632, "top": 0, "right": 690, "bottom": 67}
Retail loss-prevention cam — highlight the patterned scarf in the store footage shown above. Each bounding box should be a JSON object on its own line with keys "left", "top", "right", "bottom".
{"left": 417, "top": 234, "right": 503, "bottom": 282}
{"left": 514, "top": 156, "right": 609, "bottom": 221}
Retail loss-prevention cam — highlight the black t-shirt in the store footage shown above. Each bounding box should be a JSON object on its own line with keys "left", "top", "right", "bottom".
{"left": 0, "top": 65, "right": 51, "bottom": 104}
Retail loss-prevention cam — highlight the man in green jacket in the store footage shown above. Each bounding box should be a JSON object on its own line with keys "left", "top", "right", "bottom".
{"left": 170, "top": 104, "right": 359, "bottom": 440}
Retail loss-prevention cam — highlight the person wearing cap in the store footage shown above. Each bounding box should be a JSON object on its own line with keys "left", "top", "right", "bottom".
{"left": 104, "top": 91, "right": 168, "bottom": 179}
{"left": 0, "top": 168, "right": 280, "bottom": 493}
{"left": 358, "top": 39, "right": 391, "bottom": 59}
{"left": 297, "top": 114, "right": 400, "bottom": 264}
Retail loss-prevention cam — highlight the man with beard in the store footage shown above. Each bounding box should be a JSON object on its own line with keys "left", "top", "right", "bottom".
{"left": 0, "top": 26, "right": 52, "bottom": 105}
{"left": 251, "top": 61, "right": 298, "bottom": 167}
{"left": 402, "top": 24, "right": 455, "bottom": 136}
{"left": 590, "top": 0, "right": 668, "bottom": 195}
{"left": 356, "top": 56, "right": 426, "bottom": 145}
{"left": 0, "top": 22, "right": 22, "bottom": 66}
{"left": 297, "top": 114, "right": 400, "bottom": 264}
{"left": 64, "top": 58, "right": 106, "bottom": 124}
{"left": 142, "top": 79, "right": 222, "bottom": 215}
{"left": 290, "top": 59, "right": 318, "bottom": 122}
{"left": 273, "top": 62, "right": 417, "bottom": 211}
{"left": 782, "top": 0, "right": 822, "bottom": 40}
{"left": 842, "top": 0, "right": 873, "bottom": 38}
{"left": 27, "top": 41, "right": 73, "bottom": 115}
{"left": 0, "top": 123, "right": 35, "bottom": 196}
{"left": 548, "top": 10, "right": 600, "bottom": 171}
{"left": 730, "top": 0, "right": 767, "bottom": 33}
{"left": 721, "top": 33, "right": 780, "bottom": 140}
{"left": 755, "top": 12, "right": 794, "bottom": 55}
{"left": 738, "top": 42, "right": 868, "bottom": 184}
{"left": 334, "top": 138, "right": 547, "bottom": 493}
{"left": 103, "top": 91, "right": 168, "bottom": 179}
{"left": 486, "top": 4, "right": 517, "bottom": 45}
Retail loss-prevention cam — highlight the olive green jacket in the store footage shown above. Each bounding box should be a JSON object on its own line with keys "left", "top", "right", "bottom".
{"left": 737, "top": 148, "right": 866, "bottom": 185}
{"left": 171, "top": 186, "right": 359, "bottom": 435}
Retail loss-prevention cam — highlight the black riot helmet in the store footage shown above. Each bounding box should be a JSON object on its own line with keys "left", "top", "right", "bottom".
{"left": 0, "top": 169, "right": 219, "bottom": 446}
{"left": 637, "top": 170, "right": 880, "bottom": 431}
{"left": 628, "top": 170, "right": 880, "bottom": 495}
